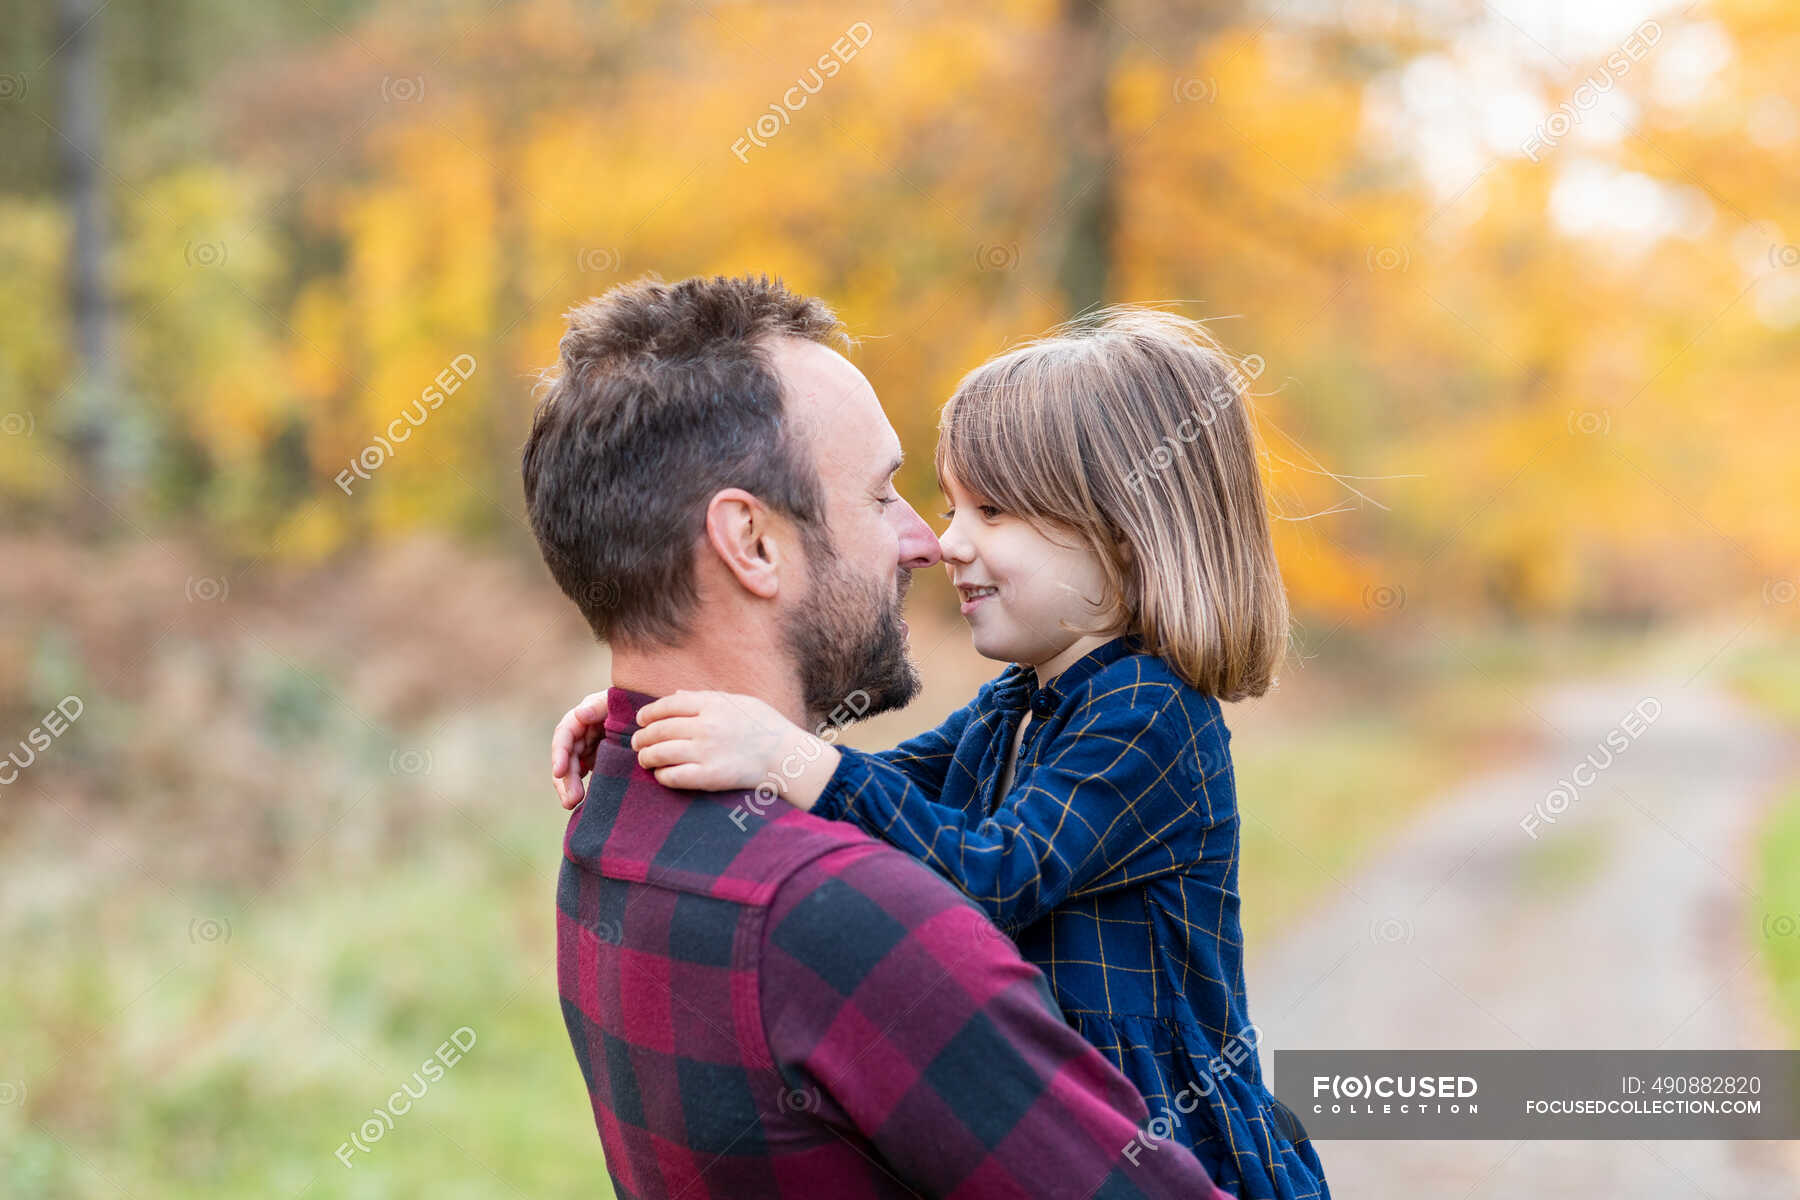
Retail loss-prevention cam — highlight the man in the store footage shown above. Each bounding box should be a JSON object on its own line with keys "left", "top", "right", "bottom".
{"left": 522, "top": 274, "right": 1230, "bottom": 1198}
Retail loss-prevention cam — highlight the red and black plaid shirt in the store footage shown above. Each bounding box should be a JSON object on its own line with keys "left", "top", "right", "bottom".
{"left": 557, "top": 686, "right": 1233, "bottom": 1199}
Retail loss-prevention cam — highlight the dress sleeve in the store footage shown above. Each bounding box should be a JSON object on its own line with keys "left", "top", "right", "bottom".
{"left": 760, "top": 841, "right": 1234, "bottom": 1199}
{"left": 812, "top": 679, "right": 1227, "bottom": 930}
{"left": 857, "top": 686, "right": 986, "bottom": 800}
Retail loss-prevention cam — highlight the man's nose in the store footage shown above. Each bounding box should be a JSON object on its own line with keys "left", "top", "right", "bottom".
{"left": 896, "top": 499, "right": 942, "bottom": 569}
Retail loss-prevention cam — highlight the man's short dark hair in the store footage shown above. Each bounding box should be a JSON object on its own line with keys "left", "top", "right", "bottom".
{"left": 522, "top": 274, "right": 848, "bottom": 646}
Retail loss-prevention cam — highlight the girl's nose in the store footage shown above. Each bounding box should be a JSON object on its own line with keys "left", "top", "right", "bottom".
{"left": 937, "top": 516, "right": 973, "bottom": 564}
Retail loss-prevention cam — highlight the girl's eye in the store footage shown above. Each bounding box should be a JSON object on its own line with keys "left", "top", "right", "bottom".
{"left": 978, "top": 505, "right": 1001, "bottom": 519}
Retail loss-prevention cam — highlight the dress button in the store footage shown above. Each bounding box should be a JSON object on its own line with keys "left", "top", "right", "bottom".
{"left": 1029, "top": 687, "right": 1061, "bottom": 718}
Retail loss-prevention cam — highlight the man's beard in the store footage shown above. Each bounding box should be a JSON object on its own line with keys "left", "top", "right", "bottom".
{"left": 782, "top": 532, "right": 920, "bottom": 729}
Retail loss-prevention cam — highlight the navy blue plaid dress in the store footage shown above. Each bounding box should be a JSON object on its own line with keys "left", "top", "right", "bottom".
{"left": 813, "top": 634, "right": 1331, "bottom": 1200}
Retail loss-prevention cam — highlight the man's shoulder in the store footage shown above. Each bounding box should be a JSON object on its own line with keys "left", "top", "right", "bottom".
{"left": 761, "top": 825, "right": 1004, "bottom": 988}
{"left": 563, "top": 761, "right": 929, "bottom": 912}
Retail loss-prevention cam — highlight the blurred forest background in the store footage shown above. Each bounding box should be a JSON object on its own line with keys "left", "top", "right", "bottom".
{"left": 3, "top": 0, "right": 1799, "bottom": 1195}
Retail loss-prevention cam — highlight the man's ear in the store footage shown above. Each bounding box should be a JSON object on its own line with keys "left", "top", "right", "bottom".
{"left": 703, "top": 488, "right": 784, "bottom": 600}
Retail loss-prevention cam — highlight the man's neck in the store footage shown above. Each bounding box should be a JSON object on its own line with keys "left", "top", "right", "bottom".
{"left": 608, "top": 644, "right": 812, "bottom": 729}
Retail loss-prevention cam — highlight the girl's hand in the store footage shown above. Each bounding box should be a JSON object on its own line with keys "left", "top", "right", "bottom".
{"left": 550, "top": 690, "right": 609, "bottom": 810}
{"left": 632, "top": 690, "right": 838, "bottom": 808}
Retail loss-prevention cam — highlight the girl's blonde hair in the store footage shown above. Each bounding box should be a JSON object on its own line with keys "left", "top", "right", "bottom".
{"left": 935, "top": 306, "right": 1289, "bottom": 701}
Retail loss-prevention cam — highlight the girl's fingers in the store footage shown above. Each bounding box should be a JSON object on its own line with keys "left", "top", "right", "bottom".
{"left": 636, "top": 691, "right": 707, "bottom": 724}
{"left": 635, "top": 739, "right": 699, "bottom": 770}
{"left": 555, "top": 761, "right": 581, "bottom": 806}
{"left": 552, "top": 715, "right": 587, "bottom": 771}
{"left": 557, "top": 773, "right": 584, "bottom": 809}
{"left": 651, "top": 764, "right": 708, "bottom": 791}
{"left": 630, "top": 717, "right": 704, "bottom": 750}
{"left": 554, "top": 690, "right": 611, "bottom": 752}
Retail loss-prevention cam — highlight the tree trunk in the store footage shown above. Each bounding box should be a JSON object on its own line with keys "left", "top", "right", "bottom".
{"left": 59, "top": 0, "right": 123, "bottom": 527}
{"left": 1051, "top": 0, "right": 1118, "bottom": 316}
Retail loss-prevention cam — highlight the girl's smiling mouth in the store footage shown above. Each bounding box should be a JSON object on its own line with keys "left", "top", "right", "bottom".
{"left": 956, "top": 582, "right": 999, "bottom": 614}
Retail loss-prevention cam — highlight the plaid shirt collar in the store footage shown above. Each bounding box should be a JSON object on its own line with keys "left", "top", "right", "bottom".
{"left": 993, "top": 633, "right": 1145, "bottom": 717}
{"left": 601, "top": 684, "right": 659, "bottom": 744}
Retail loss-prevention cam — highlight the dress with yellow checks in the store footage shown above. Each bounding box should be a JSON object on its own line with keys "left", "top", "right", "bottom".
{"left": 813, "top": 634, "right": 1331, "bottom": 1200}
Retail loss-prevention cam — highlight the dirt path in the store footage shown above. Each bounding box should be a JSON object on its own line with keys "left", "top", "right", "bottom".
{"left": 1247, "top": 663, "right": 1800, "bottom": 1198}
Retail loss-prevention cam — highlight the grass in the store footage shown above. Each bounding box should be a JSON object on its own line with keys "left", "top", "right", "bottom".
{"left": 0, "top": 806, "right": 608, "bottom": 1199}
{"left": 1725, "top": 637, "right": 1800, "bottom": 726}
{"left": 1755, "top": 785, "right": 1800, "bottom": 1041}
{"left": 1723, "top": 635, "right": 1800, "bottom": 1044}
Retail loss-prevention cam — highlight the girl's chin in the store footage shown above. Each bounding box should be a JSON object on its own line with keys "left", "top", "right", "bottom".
{"left": 967, "top": 629, "right": 1025, "bottom": 665}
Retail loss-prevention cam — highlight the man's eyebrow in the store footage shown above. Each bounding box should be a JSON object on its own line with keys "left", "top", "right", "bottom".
{"left": 872, "top": 454, "right": 904, "bottom": 487}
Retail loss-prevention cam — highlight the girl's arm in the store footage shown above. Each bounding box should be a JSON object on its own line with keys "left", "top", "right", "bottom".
{"left": 551, "top": 690, "right": 610, "bottom": 808}
{"left": 548, "top": 683, "right": 991, "bottom": 810}
{"left": 627, "top": 685, "right": 995, "bottom": 811}
{"left": 813, "top": 682, "right": 1228, "bottom": 930}
{"left": 858, "top": 686, "right": 987, "bottom": 795}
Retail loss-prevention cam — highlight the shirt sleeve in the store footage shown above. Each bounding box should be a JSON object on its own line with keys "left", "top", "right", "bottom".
{"left": 854, "top": 686, "right": 987, "bottom": 800}
{"left": 760, "top": 841, "right": 1233, "bottom": 1200}
{"left": 812, "top": 681, "right": 1224, "bottom": 930}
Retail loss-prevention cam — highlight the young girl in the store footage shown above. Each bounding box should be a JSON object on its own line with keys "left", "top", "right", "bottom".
{"left": 550, "top": 308, "right": 1330, "bottom": 1200}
